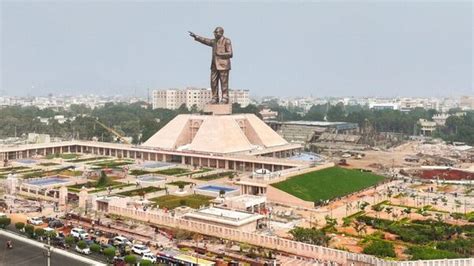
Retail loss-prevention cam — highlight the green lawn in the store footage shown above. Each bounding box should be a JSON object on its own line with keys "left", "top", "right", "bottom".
{"left": 271, "top": 167, "right": 385, "bottom": 201}
{"left": 67, "top": 180, "right": 132, "bottom": 193}
{"left": 150, "top": 194, "right": 213, "bottom": 209}
{"left": 117, "top": 186, "right": 164, "bottom": 197}
{"left": 194, "top": 171, "right": 234, "bottom": 181}
{"left": 67, "top": 156, "right": 109, "bottom": 163}
{"left": 156, "top": 168, "right": 190, "bottom": 176}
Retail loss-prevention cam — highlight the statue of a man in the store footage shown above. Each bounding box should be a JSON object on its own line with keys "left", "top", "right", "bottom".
{"left": 189, "top": 27, "right": 233, "bottom": 104}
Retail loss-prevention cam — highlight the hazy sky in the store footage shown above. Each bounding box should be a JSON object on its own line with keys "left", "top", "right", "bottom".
{"left": 1, "top": 1, "right": 472, "bottom": 97}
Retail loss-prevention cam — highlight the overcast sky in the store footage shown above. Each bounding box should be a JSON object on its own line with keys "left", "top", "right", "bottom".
{"left": 1, "top": 1, "right": 472, "bottom": 98}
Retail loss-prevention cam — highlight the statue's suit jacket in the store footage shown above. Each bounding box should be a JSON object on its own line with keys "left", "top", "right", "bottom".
{"left": 194, "top": 35, "right": 233, "bottom": 71}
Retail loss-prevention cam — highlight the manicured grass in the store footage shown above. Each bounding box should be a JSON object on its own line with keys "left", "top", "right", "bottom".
{"left": 91, "top": 160, "right": 133, "bottom": 168}
{"left": 67, "top": 156, "right": 109, "bottom": 163}
{"left": 194, "top": 171, "right": 234, "bottom": 181}
{"left": 176, "top": 168, "right": 213, "bottom": 177}
{"left": 150, "top": 194, "right": 213, "bottom": 209}
{"left": 156, "top": 168, "right": 190, "bottom": 176}
{"left": 0, "top": 166, "right": 30, "bottom": 174}
{"left": 129, "top": 169, "right": 152, "bottom": 176}
{"left": 271, "top": 167, "right": 385, "bottom": 201}
{"left": 58, "top": 170, "right": 83, "bottom": 176}
{"left": 117, "top": 186, "right": 164, "bottom": 197}
{"left": 167, "top": 181, "right": 194, "bottom": 187}
{"left": 39, "top": 162, "right": 60, "bottom": 166}
{"left": 45, "top": 153, "right": 79, "bottom": 160}
{"left": 67, "top": 180, "right": 132, "bottom": 193}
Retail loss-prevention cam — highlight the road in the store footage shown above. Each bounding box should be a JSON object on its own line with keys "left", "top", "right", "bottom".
{"left": 0, "top": 235, "right": 90, "bottom": 266}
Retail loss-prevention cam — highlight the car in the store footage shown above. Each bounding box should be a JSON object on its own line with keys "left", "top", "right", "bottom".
{"left": 131, "top": 244, "right": 151, "bottom": 255}
{"left": 113, "top": 236, "right": 131, "bottom": 246}
{"left": 48, "top": 219, "right": 64, "bottom": 228}
{"left": 112, "top": 256, "right": 126, "bottom": 266}
{"left": 75, "top": 244, "right": 91, "bottom": 255}
{"left": 27, "top": 217, "right": 43, "bottom": 225}
{"left": 141, "top": 252, "right": 157, "bottom": 263}
{"left": 70, "top": 228, "right": 89, "bottom": 239}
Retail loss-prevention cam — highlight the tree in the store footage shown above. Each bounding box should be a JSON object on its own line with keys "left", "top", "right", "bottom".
{"left": 0, "top": 217, "right": 11, "bottom": 228}
{"left": 124, "top": 254, "right": 137, "bottom": 265}
{"left": 324, "top": 215, "right": 338, "bottom": 231}
{"left": 385, "top": 207, "right": 393, "bottom": 220}
{"left": 103, "top": 247, "right": 116, "bottom": 261}
{"left": 178, "top": 183, "right": 185, "bottom": 192}
{"left": 97, "top": 170, "right": 109, "bottom": 187}
{"left": 45, "top": 230, "right": 57, "bottom": 239}
{"left": 327, "top": 103, "right": 346, "bottom": 121}
{"left": 352, "top": 220, "right": 367, "bottom": 236}
{"left": 15, "top": 222, "right": 25, "bottom": 231}
{"left": 77, "top": 240, "right": 87, "bottom": 250}
{"left": 371, "top": 205, "right": 384, "bottom": 218}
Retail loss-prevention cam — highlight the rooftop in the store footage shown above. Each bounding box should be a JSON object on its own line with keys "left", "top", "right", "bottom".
{"left": 184, "top": 207, "right": 263, "bottom": 227}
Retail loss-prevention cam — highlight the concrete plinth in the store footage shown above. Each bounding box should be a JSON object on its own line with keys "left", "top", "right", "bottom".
{"left": 203, "top": 103, "right": 232, "bottom": 115}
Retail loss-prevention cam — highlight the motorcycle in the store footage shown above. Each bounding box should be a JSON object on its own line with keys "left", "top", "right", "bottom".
{"left": 6, "top": 240, "right": 13, "bottom": 249}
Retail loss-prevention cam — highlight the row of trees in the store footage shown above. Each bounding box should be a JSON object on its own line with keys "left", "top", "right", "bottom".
{"left": 1, "top": 101, "right": 472, "bottom": 145}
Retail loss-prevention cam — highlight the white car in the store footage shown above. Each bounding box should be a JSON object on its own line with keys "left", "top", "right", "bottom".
{"left": 132, "top": 244, "right": 151, "bottom": 255}
{"left": 141, "top": 252, "right": 157, "bottom": 263}
{"left": 113, "top": 236, "right": 132, "bottom": 246}
{"left": 70, "top": 228, "right": 89, "bottom": 239}
{"left": 27, "top": 217, "right": 43, "bottom": 225}
{"left": 75, "top": 245, "right": 91, "bottom": 255}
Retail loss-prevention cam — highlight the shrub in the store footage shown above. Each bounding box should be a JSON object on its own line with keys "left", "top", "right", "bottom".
{"left": 139, "top": 260, "right": 152, "bottom": 266}
{"left": 363, "top": 240, "right": 396, "bottom": 258}
{"left": 407, "top": 246, "right": 462, "bottom": 260}
{"left": 77, "top": 240, "right": 87, "bottom": 250}
{"left": 24, "top": 224, "right": 35, "bottom": 237}
{"left": 65, "top": 235, "right": 76, "bottom": 246}
{"left": 45, "top": 230, "right": 57, "bottom": 238}
{"left": 124, "top": 254, "right": 137, "bottom": 264}
{"left": 34, "top": 228, "right": 45, "bottom": 238}
{"left": 0, "top": 217, "right": 11, "bottom": 228}
{"left": 15, "top": 222, "right": 25, "bottom": 231}
{"left": 90, "top": 243, "right": 100, "bottom": 253}
{"left": 103, "top": 247, "right": 116, "bottom": 260}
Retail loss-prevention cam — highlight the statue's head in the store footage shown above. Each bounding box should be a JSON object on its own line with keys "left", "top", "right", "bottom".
{"left": 214, "top": 27, "right": 224, "bottom": 39}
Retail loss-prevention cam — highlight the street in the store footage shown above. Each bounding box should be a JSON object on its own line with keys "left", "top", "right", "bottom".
{"left": 0, "top": 234, "right": 90, "bottom": 266}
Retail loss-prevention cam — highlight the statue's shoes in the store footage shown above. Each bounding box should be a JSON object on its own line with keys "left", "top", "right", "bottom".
{"left": 221, "top": 98, "right": 229, "bottom": 104}
{"left": 209, "top": 99, "right": 218, "bottom": 104}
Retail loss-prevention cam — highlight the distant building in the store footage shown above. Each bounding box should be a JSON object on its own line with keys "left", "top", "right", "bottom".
{"left": 418, "top": 119, "right": 437, "bottom": 136}
{"left": 369, "top": 102, "right": 399, "bottom": 110}
{"left": 460, "top": 96, "right": 474, "bottom": 110}
{"left": 152, "top": 88, "right": 249, "bottom": 110}
{"left": 259, "top": 108, "right": 278, "bottom": 120}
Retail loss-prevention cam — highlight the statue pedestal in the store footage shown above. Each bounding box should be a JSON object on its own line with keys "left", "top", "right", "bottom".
{"left": 203, "top": 103, "right": 232, "bottom": 115}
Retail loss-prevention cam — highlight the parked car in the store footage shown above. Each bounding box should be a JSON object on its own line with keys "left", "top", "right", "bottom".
{"left": 141, "top": 252, "right": 157, "bottom": 263}
{"left": 131, "top": 244, "right": 151, "bottom": 255}
{"left": 70, "top": 228, "right": 89, "bottom": 239}
{"left": 113, "top": 236, "right": 131, "bottom": 246}
{"left": 27, "top": 217, "right": 44, "bottom": 225}
{"left": 75, "top": 244, "right": 91, "bottom": 255}
{"left": 48, "top": 219, "right": 64, "bottom": 228}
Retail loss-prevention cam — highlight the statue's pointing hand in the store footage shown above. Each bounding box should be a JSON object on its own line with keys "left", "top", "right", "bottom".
{"left": 188, "top": 31, "right": 196, "bottom": 38}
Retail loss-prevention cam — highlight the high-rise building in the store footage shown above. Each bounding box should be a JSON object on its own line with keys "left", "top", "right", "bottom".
{"left": 152, "top": 88, "right": 249, "bottom": 110}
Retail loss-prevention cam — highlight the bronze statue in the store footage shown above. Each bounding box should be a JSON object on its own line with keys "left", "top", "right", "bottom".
{"left": 189, "top": 27, "right": 233, "bottom": 104}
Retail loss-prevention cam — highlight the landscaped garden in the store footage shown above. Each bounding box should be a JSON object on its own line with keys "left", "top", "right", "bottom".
{"left": 193, "top": 171, "right": 234, "bottom": 181}
{"left": 66, "top": 156, "right": 109, "bottom": 163}
{"left": 271, "top": 167, "right": 385, "bottom": 201}
{"left": 67, "top": 171, "right": 131, "bottom": 193}
{"left": 156, "top": 168, "right": 190, "bottom": 176}
{"left": 45, "top": 153, "right": 79, "bottom": 160}
{"left": 90, "top": 159, "right": 134, "bottom": 168}
{"left": 117, "top": 186, "right": 164, "bottom": 197}
{"left": 150, "top": 194, "right": 213, "bottom": 209}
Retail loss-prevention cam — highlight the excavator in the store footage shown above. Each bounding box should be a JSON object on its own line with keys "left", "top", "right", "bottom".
{"left": 94, "top": 119, "right": 131, "bottom": 144}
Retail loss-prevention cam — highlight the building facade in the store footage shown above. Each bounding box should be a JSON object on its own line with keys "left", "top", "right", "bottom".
{"left": 152, "top": 88, "right": 249, "bottom": 110}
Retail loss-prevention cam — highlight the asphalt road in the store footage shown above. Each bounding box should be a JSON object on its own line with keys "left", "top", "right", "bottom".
{"left": 0, "top": 235, "right": 90, "bottom": 266}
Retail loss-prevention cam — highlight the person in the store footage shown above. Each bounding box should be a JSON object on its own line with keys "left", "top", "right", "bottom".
{"left": 189, "top": 27, "right": 233, "bottom": 104}
{"left": 6, "top": 240, "right": 12, "bottom": 249}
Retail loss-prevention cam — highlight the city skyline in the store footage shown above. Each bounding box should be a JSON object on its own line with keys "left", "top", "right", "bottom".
{"left": 1, "top": 2, "right": 472, "bottom": 97}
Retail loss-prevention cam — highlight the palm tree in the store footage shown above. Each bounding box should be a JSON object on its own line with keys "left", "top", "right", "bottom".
{"left": 385, "top": 207, "right": 393, "bottom": 220}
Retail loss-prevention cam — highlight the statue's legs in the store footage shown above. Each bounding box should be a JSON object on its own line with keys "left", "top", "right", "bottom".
{"left": 210, "top": 69, "right": 219, "bottom": 103}
{"left": 219, "top": 70, "right": 229, "bottom": 104}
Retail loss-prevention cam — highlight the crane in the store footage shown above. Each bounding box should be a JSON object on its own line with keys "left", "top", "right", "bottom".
{"left": 94, "top": 119, "right": 131, "bottom": 144}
